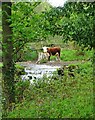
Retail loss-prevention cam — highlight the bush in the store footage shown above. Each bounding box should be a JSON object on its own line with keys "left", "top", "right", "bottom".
{"left": 15, "top": 64, "right": 25, "bottom": 83}
{"left": 75, "top": 50, "right": 85, "bottom": 56}
{"left": 16, "top": 44, "right": 38, "bottom": 62}
{"left": 23, "top": 50, "right": 38, "bottom": 61}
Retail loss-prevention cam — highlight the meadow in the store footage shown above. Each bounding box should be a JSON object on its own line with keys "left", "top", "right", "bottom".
{"left": 5, "top": 47, "right": 94, "bottom": 118}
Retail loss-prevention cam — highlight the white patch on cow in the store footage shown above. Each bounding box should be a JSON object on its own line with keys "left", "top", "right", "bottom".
{"left": 42, "top": 46, "right": 48, "bottom": 53}
{"left": 36, "top": 52, "right": 49, "bottom": 64}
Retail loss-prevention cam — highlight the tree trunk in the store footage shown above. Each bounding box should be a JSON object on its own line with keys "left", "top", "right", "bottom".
{"left": 93, "top": 46, "right": 95, "bottom": 119}
{"left": 2, "top": 2, "right": 15, "bottom": 117}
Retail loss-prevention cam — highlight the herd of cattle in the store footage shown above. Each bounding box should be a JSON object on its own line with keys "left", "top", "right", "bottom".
{"left": 36, "top": 46, "right": 61, "bottom": 63}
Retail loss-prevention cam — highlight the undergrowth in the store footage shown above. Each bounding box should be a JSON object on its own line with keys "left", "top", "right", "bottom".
{"left": 7, "top": 62, "right": 94, "bottom": 118}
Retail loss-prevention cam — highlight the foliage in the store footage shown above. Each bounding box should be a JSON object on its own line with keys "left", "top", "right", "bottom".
{"left": 10, "top": 2, "right": 52, "bottom": 62}
{"left": 23, "top": 50, "right": 38, "bottom": 61}
{"left": 15, "top": 43, "right": 38, "bottom": 62}
{"left": 13, "top": 64, "right": 30, "bottom": 103}
{"left": 7, "top": 62, "right": 93, "bottom": 118}
{"left": 15, "top": 64, "right": 25, "bottom": 76}
{"left": 43, "top": 2, "right": 95, "bottom": 48}
{"left": 0, "top": 63, "right": 2, "bottom": 68}
{"left": 7, "top": 2, "right": 95, "bottom": 62}
{"left": 15, "top": 80, "right": 30, "bottom": 103}
{"left": 2, "top": 1, "right": 94, "bottom": 118}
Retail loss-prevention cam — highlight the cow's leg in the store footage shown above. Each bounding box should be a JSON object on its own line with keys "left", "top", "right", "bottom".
{"left": 58, "top": 51, "right": 60, "bottom": 61}
{"left": 57, "top": 55, "right": 60, "bottom": 61}
{"left": 36, "top": 52, "right": 42, "bottom": 64}
{"left": 55, "top": 52, "right": 60, "bottom": 61}
{"left": 48, "top": 55, "right": 51, "bottom": 61}
{"left": 45, "top": 52, "right": 50, "bottom": 60}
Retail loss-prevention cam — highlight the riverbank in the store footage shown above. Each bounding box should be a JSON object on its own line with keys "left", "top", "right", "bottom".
{"left": 7, "top": 61, "right": 93, "bottom": 118}
{"left": 17, "top": 60, "right": 87, "bottom": 67}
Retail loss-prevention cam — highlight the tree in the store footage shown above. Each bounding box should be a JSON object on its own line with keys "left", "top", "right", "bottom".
{"left": 2, "top": 2, "right": 15, "bottom": 116}
{"left": 2, "top": 1, "right": 51, "bottom": 116}
{"left": 44, "top": 2, "right": 95, "bottom": 48}
{"left": 10, "top": 2, "right": 51, "bottom": 61}
{"left": 43, "top": 2, "right": 95, "bottom": 83}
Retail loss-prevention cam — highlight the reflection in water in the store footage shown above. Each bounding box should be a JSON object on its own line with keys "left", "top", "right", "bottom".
{"left": 21, "top": 64, "right": 61, "bottom": 84}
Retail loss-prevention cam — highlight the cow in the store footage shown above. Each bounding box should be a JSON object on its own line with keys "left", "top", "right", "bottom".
{"left": 42, "top": 46, "right": 61, "bottom": 61}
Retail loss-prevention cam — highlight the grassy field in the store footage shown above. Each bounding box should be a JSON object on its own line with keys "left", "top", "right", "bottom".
{"left": 1, "top": 46, "right": 94, "bottom": 118}
{"left": 6, "top": 61, "right": 93, "bottom": 118}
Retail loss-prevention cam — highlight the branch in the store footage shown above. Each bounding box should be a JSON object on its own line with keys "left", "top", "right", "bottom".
{"left": 13, "top": 40, "right": 28, "bottom": 56}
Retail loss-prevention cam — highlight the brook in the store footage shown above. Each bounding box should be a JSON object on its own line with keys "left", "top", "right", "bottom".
{"left": 20, "top": 63, "right": 61, "bottom": 84}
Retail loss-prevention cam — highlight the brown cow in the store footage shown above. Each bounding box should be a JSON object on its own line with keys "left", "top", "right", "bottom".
{"left": 42, "top": 46, "right": 61, "bottom": 61}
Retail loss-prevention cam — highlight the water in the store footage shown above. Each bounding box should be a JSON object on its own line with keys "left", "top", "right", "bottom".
{"left": 21, "top": 63, "right": 61, "bottom": 84}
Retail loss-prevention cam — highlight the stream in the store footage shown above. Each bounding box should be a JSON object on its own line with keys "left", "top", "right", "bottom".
{"left": 21, "top": 63, "right": 61, "bottom": 84}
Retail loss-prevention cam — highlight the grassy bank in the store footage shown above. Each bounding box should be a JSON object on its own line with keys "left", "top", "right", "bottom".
{"left": 60, "top": 49, "right": 93, "bottom": 61}
{"left": 7, "top": 62, "right": 93, "bottom": 118}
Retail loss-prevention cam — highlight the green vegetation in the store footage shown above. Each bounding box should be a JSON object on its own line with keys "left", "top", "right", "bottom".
{"left": 61, "top": 49, "right": 93, "bottom": 61}
{"left": 1, "top": 1, "right": 94, "bottom": 118}
{"left": 24, "top": 51, "right": 38, "bottom": 61}
{"left": 0, "top": 63, "right": 2, "bottom": 68}
{"left": 7, "top": 61, "right": 93, "bottom": 118}
{"left": 0, "top": 72, "right": 2, "bottom": 120}
{"left": 17, "top": 43, "right": 93, "bottom": 62}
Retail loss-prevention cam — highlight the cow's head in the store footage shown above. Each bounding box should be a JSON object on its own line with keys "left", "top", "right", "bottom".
{"left": 42, "top": 46, "right": 48, "bottom": 53}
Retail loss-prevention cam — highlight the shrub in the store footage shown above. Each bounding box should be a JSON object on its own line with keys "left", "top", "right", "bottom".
{"left": 15, "top": 64, "right": 25, "bottom": 82}
{"left": 15, "top": 80, "right": 30, "bottom": 103}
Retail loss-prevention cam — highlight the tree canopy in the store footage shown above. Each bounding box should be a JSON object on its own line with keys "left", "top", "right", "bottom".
{"left": 5, "top": 1, "right": 95, "bottom": 53}
{"left": 10, "top": 2, "right": 52, "bottom": 60}
{"left": 43, "top": 2, "right": 95, "bottom": 48}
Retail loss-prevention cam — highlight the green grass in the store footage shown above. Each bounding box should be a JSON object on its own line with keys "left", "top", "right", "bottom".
{"left": 60, "top": 49, "right": 93, "bottom": 61}
{"left": 7, "top": 62, "right": 94, "bottom": 118}
{"left": 0, "top": 50, "right": 2, "bottom": 62}
{"left": 0, "top": 62, "right": 2, "bottom": 68}
{"left": 34, "top": 49, "right": 93, "bottom": 62}
{"left": 0, "top": 72, "right": 2, "bottom": 119}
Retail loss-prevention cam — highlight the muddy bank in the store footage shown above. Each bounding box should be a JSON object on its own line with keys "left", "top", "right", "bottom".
{"left": 17, "top": 60, "right": 85, "bottom": 67}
